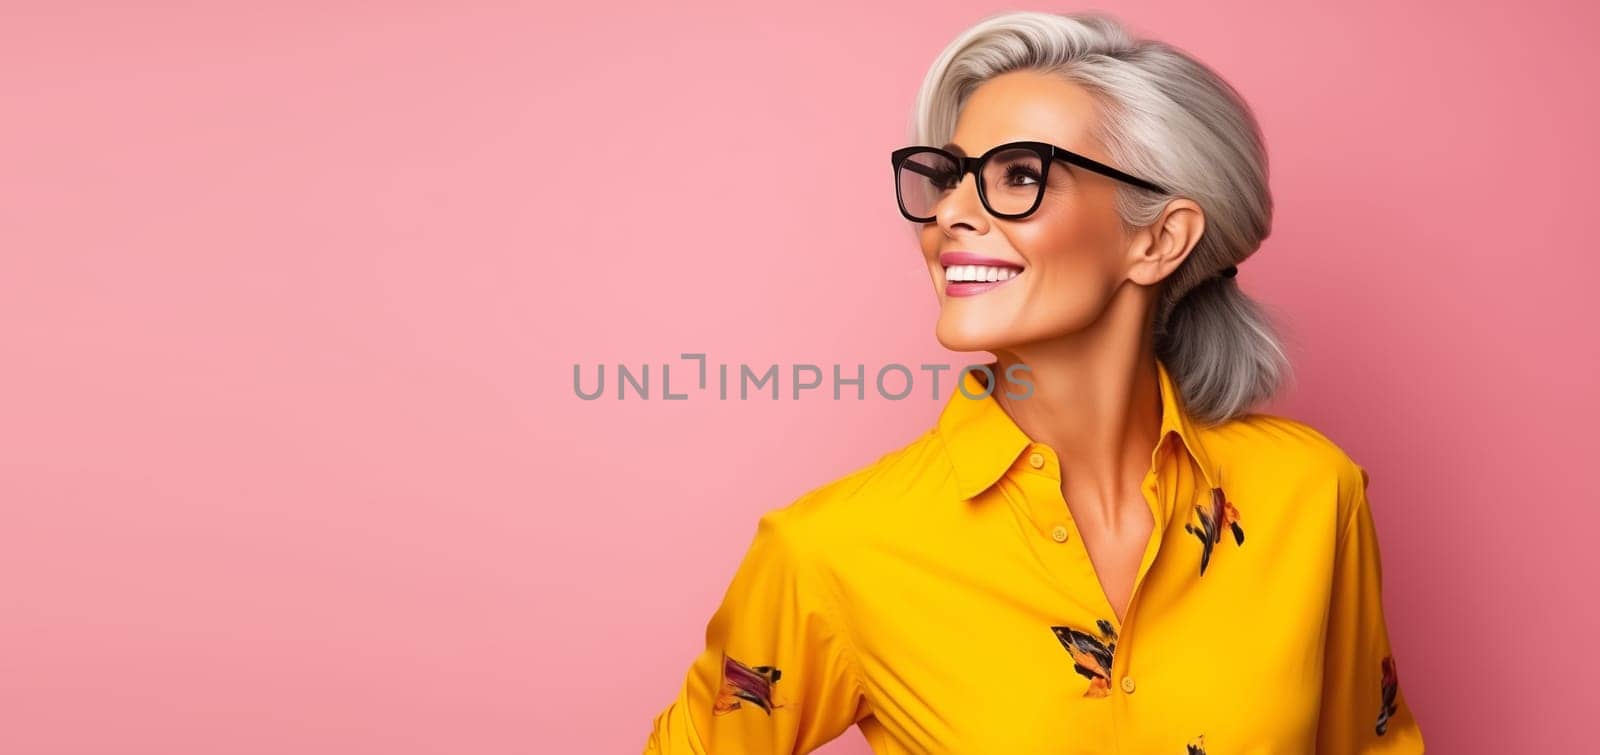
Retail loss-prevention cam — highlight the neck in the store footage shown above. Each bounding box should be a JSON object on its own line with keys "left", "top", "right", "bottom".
{"left": 989, "top": 298, "right": 1163, "bottom": 520}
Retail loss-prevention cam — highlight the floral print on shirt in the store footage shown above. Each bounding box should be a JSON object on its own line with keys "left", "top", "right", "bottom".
{"left": 713, "top": 652, "right": 783, "bottom": 716}
{"left": 1376, "top": 655, "right": 1400, "bottom": 735}
{"left": 1050, "top": 619, "right": 1119, "bottom": 697}
{"left": 1185, "top": 486, "right": 1244, "bottom": 575}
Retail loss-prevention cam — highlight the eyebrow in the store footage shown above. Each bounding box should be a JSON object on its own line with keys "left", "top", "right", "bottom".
{"left": 939, "top": 142, "right": 967, "bottom": 158}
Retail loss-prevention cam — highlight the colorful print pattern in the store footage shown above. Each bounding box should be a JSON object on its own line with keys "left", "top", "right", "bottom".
{"left": 1375, "top": 655, "right": 1399, "bottom": 735}
{"left": 1050, "top": 619, "right": 1119, "bottom": 697}
{"left": 1184, "top": 486, "right": 1244, "bottom": 575}
{"left": 713, "top": 652, "right": 783, "bottom": 716}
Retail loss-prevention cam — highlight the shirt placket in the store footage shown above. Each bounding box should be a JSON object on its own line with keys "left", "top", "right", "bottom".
{"left": 1009, "top": 434, "right": 1194, "bottom": 753}
{"left": 1114, "top": 432, "right": 1207, "bottom": 752}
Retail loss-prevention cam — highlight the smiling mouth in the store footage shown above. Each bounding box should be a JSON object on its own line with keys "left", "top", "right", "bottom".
{"left": 943, "top": 264, "right": 1025, "bottom": 298}
{"left": 943, "top": 264, "right": 1023, "bottom": 283}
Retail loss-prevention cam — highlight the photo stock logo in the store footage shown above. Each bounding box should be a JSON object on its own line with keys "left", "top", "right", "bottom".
{"left": 572, "top": 353, "right": 1034, "bottom": 402}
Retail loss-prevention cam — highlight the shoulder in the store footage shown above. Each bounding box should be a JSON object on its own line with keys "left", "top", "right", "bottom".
{"left": 1205, "top": 411, "right": 1362, "bottom": 474}
{"left": 1203, "top": 411, "right": 1370, "bottom": 525}
{"left": 752, "top": 427, "right": 952, "bottom": 555}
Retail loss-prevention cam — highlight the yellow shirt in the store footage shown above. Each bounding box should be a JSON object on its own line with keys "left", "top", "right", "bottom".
{"left": 644, "top": 358, "right": 1424, "bottom": 754}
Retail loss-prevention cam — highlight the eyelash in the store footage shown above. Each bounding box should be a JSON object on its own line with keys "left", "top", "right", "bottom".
{"left": 1004, "top": 164, "right": 1042, "bottom": 185}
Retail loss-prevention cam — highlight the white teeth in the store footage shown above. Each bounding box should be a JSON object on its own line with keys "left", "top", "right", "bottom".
{"left": 945, "top": 264, "right": 1022, "bottom": 282}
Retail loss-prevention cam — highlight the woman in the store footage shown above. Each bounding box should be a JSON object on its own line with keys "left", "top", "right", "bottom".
{"left": 644, "top": 10, "right": 1422, "bottom": 754}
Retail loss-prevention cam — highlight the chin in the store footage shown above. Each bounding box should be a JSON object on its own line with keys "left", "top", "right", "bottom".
{"left": 935, "top": 318, "right": 1011, "bottom": 353}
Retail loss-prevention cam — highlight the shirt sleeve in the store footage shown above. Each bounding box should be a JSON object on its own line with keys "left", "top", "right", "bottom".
{"left": 1316, "top": 462, "right": 1425, "bottom": 753}
{"left": 643, "top": 507, "right": 871, "bottom": 754}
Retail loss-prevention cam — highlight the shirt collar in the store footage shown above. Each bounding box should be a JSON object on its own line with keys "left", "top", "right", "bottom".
{"left": 935, "top": 358, "right": 1222, "bottom": 500}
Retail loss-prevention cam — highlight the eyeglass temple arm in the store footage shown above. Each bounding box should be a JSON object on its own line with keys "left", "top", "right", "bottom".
{"left": 1053, "top": 150, "right": 1168, "bottom": 194}
{"left": 897, "top": 158, "right": 952, "bottom": 181}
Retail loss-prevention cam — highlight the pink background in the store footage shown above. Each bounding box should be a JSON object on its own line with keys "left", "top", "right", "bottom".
{"left": 3, "top": 1, "right": 1596, "bottom": 752}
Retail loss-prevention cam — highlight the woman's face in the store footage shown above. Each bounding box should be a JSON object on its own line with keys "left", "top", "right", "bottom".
{"left": 919, "top": 70, "right": 1178, "bottom": 353}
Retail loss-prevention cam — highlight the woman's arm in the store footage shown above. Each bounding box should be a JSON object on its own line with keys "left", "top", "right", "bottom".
{"left": 1316, "top": 462, "right": 1425, "bottom": 753}
{"left": 643, "top": 507, "right": 871, "bottom": 754}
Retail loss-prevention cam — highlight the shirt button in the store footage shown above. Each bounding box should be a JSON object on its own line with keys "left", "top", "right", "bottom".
{"left": 1120, "top": 676, "right": 1137, "bottom": 694}
{"left": 1028, "top": 452, "right": 1045, "bottom": 469}
{"left": 1050, "top": 525, "right": 1069, "bottom": 543}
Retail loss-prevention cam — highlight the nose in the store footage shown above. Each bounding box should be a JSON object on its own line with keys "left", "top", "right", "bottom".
{"left": 935, "top": 171, "right": 989, "bottom": 232}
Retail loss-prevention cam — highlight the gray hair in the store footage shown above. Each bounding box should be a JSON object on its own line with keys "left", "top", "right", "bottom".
{"left": 905, "top": 10, "right": 1291, "bottom": 425}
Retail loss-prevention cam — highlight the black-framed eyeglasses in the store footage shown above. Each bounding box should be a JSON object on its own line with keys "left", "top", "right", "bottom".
{"left": 889, "top": 140, "right": 1168, "bottom": 223}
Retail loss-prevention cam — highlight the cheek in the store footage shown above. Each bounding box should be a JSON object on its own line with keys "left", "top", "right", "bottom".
{"left": 1013, "top": 201, "right": 1122, "bottom": 283}
{"left": 1002, "top": 205, "right": 1126, "bottom": 335}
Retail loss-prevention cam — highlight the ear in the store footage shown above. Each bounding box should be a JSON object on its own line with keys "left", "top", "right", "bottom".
{"left": 1125, "top": 199, "right": 1206, "bottom": 287}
